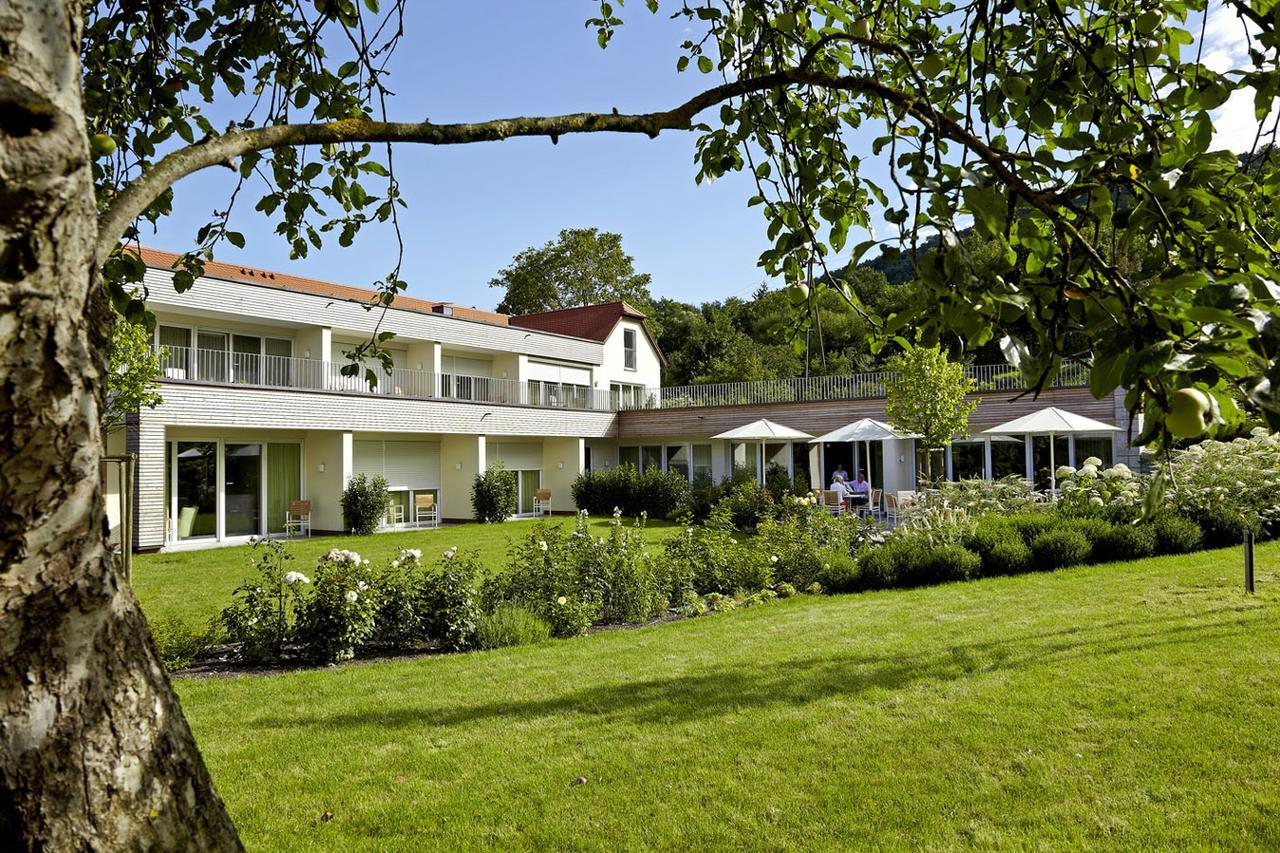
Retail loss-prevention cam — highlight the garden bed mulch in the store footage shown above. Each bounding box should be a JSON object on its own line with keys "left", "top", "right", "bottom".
{"left": 173, "top": 610, "right": 693, "bottom": 679}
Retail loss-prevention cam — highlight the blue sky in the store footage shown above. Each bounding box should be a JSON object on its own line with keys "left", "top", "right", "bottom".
{"left": 145, "top": 4, "right": 1250, "bottom": 312}
{"left": 146, "top": 3, "right": 830, "bottom": 309}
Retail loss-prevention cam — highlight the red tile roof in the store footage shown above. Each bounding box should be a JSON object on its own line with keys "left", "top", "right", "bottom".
{"left": 132, "top": 246, "right": 510, "bottom": 326}
{"left": 510, "top": 301, "right": 665, "bottom": 364}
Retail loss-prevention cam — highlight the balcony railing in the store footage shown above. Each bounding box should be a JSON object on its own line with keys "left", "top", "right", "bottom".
{"left": 155, "top": 347, "right": 637, "bottom": 411}
{"left": 657, "top": 362, "right": 1089, "bottom": 409}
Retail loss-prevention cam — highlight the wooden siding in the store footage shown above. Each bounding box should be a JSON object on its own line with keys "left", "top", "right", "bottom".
{"left": 142, "top": 269, "right": 604, "bottom": 365}
{"left": 616, "top": 385, "right": 1117, "bottom": 440}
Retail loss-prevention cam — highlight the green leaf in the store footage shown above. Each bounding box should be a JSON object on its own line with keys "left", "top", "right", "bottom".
{"left": 697, "top": 55, "right": 713, "bottom": 74}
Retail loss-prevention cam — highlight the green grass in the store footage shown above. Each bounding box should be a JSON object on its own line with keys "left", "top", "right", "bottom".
{"left": 175, "top": 544, "right": 1280, "bottom": 850}
{"left": 134, "top": 517, "right": 678, "bottom": 630}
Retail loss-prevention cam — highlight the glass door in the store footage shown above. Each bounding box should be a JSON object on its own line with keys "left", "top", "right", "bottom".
{"left": 224, "top": 444, "right": 262, "bottom": 537}
{"left": 196, "top": 331, "right": 228, "bottom": 382}
{"left": 266, "top": 443, "right": 302, "bottom": 533}
{"left": 158, "top": 326, "right": 191, "bottom": 378}
{"left": 232, "top": 334, "right": 262, "bottom": 384}
{"left": 174, "top": 442, "right": 217, "bottom": 540}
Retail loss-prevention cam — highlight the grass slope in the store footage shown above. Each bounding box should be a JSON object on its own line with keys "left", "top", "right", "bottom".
{"left": 177, "top": 544, "right": 1280, "bottom": 850}
{"left": 134, "top": 517, "right": 677, "bottom": 629}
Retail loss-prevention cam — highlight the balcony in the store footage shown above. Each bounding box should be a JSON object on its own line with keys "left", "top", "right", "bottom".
{"left": 657, "top": 362, "right": 1089, "bottom": 409}
{"left": 155, "top": 347, "right": 640, "bottom": 412}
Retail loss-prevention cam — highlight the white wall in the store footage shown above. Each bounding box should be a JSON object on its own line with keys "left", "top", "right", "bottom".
{"left": 305, "top": 430, "right": 351, "bottom": 532}
{"left": 542, "top": 436, "right": 584, "bottom": 513}
{"left": 440, "top": 434, "right": 484, "bottom": 521}
{"left": 598, "top": 318, "right": 661, "bottom": 393}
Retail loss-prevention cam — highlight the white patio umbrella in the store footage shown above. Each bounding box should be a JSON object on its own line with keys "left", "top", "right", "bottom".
{"left": 983, "top": 407, "right": 1120, "bottom": 491}
{"left": 808, "top": 418, "right": 920, "bottom": 495}
{"left": 711, "top": 419, "right": 812, "bottom": 483}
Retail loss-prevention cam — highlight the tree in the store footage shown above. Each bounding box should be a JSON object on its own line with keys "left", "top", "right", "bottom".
{"left": 884, "top": 347, "right": 981, "bottom": 483}
{"left": 490, "top": 228, "right": 654, "bottom": 316}
{"left": 2, "top": 0, "right": 1277, "bottom": 846}
{"left": 105, "top": 318, "right": 165, "bottom": 428}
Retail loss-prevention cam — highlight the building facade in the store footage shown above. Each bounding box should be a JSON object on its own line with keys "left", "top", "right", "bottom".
{"left": 109, "top": 250, "right": 1138, "bottom": 550}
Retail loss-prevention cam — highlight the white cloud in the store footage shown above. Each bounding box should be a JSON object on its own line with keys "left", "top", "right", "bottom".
{"left": 1199, "top": 4, "right": 1274, "bottom": 152}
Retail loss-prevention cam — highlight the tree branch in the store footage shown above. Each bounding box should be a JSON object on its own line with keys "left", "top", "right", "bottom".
{"left": 95, "top": 72, "right": 790, "bottom": 260}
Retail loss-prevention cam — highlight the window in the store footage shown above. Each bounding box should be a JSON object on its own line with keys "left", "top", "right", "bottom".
{"left": 196, "top": 331, "right": 228, "bottom": 382}
{"left": 623, "top": 328, "right": 637, "bottom": 370}
{"left": 950, "top": 442, "right": 987, "bottom": 481}
{"left": 619, "top": 446, "right": 640, "bottom": 470}
{"left": 692, "top": 444, "right": 713, "bottom": 483}
{"left": 158, "top": 326, "right": 191, "bottom": 377}
{"left": 610, "top": 382, "right": 646, "bottom": 409}
{"left": 666, "top": 446, "right": 690, "bottom": 481}
{"left": 618, "top": 445, "right": 663, "bottom": 472}
{"left": 1074, "top": 435, "right": 1113, "bottom": 468}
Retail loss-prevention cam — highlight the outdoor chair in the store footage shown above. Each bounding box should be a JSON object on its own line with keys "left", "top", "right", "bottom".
{"left": 822, "top": 489, "right": 845, "bottom": 516}
{"left": 385, "top": 501, "right": 405, "bottom": 528}
{"left": 865, "top": 488, "right": 883, "bottom": 519}
{"left": 284, "top": 500, "right": 311, "bottom": 538}
{"left": 414, "top": 493, "right": 439, "bottom": 528}
{"left": 884, "top": 493, "right": 902, "bottom": 525}
{"left": 533, "top": 488, "right": 553, "bottom": 517}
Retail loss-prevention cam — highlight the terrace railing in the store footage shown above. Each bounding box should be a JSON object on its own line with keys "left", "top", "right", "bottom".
{"left": 657, "top": 362, "right": 1089, "bottom": 409}
{"left": 155, "top": 346, "right": 633, "bottom": 412}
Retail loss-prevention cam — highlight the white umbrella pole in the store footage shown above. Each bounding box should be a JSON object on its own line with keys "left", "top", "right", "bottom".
{"left": 1049, "top": 432, "right": 1056, "bottom": 492}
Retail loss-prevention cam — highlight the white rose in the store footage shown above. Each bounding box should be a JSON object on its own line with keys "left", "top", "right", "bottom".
{"left": 284, "top": 571, "right": 311, "bottom": 585}
{"left": 345, "top": 590, "right": 359, "bottom": 603}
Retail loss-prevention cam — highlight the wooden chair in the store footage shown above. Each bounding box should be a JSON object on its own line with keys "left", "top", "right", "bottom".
{"left": 864, "top": 488, "right": 884, "bottom": 519}
{"left": 884, "top": 493, "right": 901, "bottom": 525}
{"left": 415, "top": 492, "right": 439, "bottom": 528}
{"left": 822, "top": 489, "right": 845, "bottom": 516}
{"left": 533, "top": 488, "right": 553, "bottom": 517}
{"left": 284, "top": 500, "right": 311, "bottom": 538}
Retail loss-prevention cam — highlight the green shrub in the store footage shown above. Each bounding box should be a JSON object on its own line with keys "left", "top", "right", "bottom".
{"left": 473, "top": 606, "right": 552, "bottom": 650}
{"left": 221, "top": 539, "right": 305, "bottom": 664}
{"left": 1008, "top": 513, "right": 1058, "bottom": 545}
{"left": 472, "top": 465, "right": 517, "bottom": 523}
{"left": 856, "top": 542, "right": 909, "bottom": 590}
{"left": 658, "top": 509, "right": 758, "bottom": 595}
{"left": 774, "top": 582, "right": 797, "bottom": 599}
{"left": 816, "top": 550, "right": 861, "bottom": 593}
{"left": 150, "top": 615, "right": 220, "bottom": 671}
{"left": 486, "top": 523, "right": 599, "bottom": 638}
{"left": 1063, "top": 517, "right": 1113, "bottom": 559}
{"left": 1092, "top": 523, "right": 1157, "bottom": 563}
{"left": 420, "top": 551, "right": 482, "bottom": 651}
{"left": 1179, "top": 504, "right": 1258, "bottom": 549}
{"left": 1029, "top": 529, "right": 1091, "bottom": 570}
{"left": 571, "top": 464, "right": 690, "bottom": 519}
{"left": 1151, "top": 513, "right": 1203, "bottom": 555}
{"left": 715, "top": 477, "right": 775, "bottom": 532}
{"left": 295, "top": 548, "right": 379, "bottom": 663}
{"left": 570, "top": 513, "right": 665, "bottom": 624}
{"left": 371, "top": 547, "right": 428, "bottom": 648}
{"left": 918, "top": 544, "right": 982, "bottom": 584}
{"left": 963, "top": 519, "right": 1031, "bottom": 576}
{"left": 341, "top": 473, "right": 389, "bottom": 536}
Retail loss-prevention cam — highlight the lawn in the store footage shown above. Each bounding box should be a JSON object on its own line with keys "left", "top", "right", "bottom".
{"left": 174, "top": 543, "right": 1280, "bottom": 850}
{"left": 134, "top": 516, "right": 679, "bottom": 630}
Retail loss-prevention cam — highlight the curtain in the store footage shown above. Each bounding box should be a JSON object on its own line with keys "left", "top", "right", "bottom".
{"left": 266, "top": 443, "right": 301, "bottom": 533}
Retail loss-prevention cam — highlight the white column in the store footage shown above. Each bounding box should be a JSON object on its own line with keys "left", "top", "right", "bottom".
{"left": 983, "top": 437, "right": 993, "bottom": 481}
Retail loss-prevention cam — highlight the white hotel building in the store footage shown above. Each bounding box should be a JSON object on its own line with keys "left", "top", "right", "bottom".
{"left": 111, "top": 249, "right": 1137, "bottom": 550}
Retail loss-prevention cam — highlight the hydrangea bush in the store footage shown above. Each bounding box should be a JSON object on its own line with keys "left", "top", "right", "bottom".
{"left": 1169, "top": 429, "right": 1280, "bottom": 534}
{"left": 1055, "top": 458, "right": 1147, "bottom": 521}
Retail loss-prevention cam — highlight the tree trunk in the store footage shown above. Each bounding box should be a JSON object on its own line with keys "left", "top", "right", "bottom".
{"left": 0, "top": 2, "right": 241, "bottom": 848}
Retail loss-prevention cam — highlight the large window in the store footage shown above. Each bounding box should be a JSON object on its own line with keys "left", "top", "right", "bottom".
{"left": 1032, "top": 435, "right": 1070, "bottom": 490}
{"left": 1075, "top": 435, "right": 1113, "bottom": 468}
{"left": 224, "top": 444, "right": 262, "bottom": 537}
{"left": 158, "top": 326, "right": 191, "bottom": 378}
{"left": 174, "top": 441, "right": 217, "bottom": 540}
{"left": 991, "top": 437, "right": 1027, "bottom": 480}
{"left": 623, "top": 328, "right": 637, "bottom": 370}
{"left": 666, "top": 446, "right": 689, "bottom": 480}
{"left": 158, "top": 324, "right": 291, "bottom": 386}
{"left": 951, "top": 441, "right": 987, "bottom": 481}
{"left": 610, "top": 382, "right": 646, "bottom": 409}
{"left": 692, "top": 444, "right": 713, "bottom": 482}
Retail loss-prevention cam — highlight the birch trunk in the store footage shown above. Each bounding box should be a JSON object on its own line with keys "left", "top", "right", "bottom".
{"left": 0, "top": 1, "right": 241, "bottom": 847}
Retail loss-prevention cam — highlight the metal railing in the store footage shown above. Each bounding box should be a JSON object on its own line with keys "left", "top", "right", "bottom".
{"left": 657, "top": 362, "right": 1089, "bottom": 409}
{"left": 155, "top": 347, "right": 641, "bottom": 412}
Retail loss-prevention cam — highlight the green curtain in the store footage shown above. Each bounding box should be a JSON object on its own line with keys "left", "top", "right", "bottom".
{"left": 266, "top": 443, "right": 301, "bottom": 533}
{"left": 519, "top": 469, "right": 540, "bottom": 515}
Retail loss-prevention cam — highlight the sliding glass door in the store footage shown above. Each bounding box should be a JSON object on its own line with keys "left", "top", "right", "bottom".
{"left": 266, "top": 443, "right": 302, "bottom": 534}
{"left": 517, "top": 470, "right": 541, "bottom": 515}
{"left": 224, "top": 444, "right": 262, "bottom": 537}
{"left": 175, "top": 442, "right": 217, "bottom": 540}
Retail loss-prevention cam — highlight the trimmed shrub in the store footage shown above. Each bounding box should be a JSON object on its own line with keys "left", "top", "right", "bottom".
{"left": 341, "top": 473, "right": 389, "bottom": 535}
{"left": 1151, "top": 513, "right": 1203, "bottom": 555}
{"left": 1062, "top": 517, "right": 1113, "bottom": 561}
{"left": 1029, "top": 529, "right": 1091, "bottom": 570}
{"left": 295, "top": 549, "right": 379, "bottom": 663}
{"left": 856, "top": 541, "right": 916, "bottom": 590}
{"left": 473, "top": 606, "right": 552, "bottom": 650}
{"left": 571, "top": 465, "right": 689, "bottom": 519}
{"left": 1008, "top": 513, "right": 1058, "bottom": 545}
{"left": 420, "top": 551, "right": 482, "bottom": 651}
{"left": 816, "top": 550, "right": 860, "bottom": 594}
{"left": 963, "top": 519, "right": 1031, "bottom": 577}
{"left": 1179, "top": 504, "right": 1258, "bottom": 549}
{"left": 916, "top": 544, "right": 982, "bottom": 585}
{"left": 774, "top": 582, "right": 797, "bottom": 599}
{"left": 1092, "top": 523, "right": 1157, "bottom": 563}
{"left": 472, "top": 465, "right": 517, "bottom": 523}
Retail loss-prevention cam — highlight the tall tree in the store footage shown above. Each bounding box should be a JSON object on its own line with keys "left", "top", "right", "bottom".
{"left": 490, "top": 228, "right": 654, "bottom": 316}
{"left": 884, "top": 346, "right": 981, "bottom": 483}
{"left": 2, "top": 0, "right": 1277, "bottom": 847}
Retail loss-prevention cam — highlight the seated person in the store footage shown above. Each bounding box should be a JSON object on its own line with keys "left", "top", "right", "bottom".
{"left": 827, "top": 478, "right": 850, "bottom": 507}
{"left": 846, "top": 473, "right": 871, "bottom": 504}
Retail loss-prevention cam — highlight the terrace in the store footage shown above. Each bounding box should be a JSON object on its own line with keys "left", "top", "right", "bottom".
{"left": 154, "top": 346, "right": 1087, "bottom": 413}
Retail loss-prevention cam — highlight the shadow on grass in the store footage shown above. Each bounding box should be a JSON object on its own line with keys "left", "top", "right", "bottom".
{"left": 251, "top": 600, "right": 1273, "bottom": 734}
